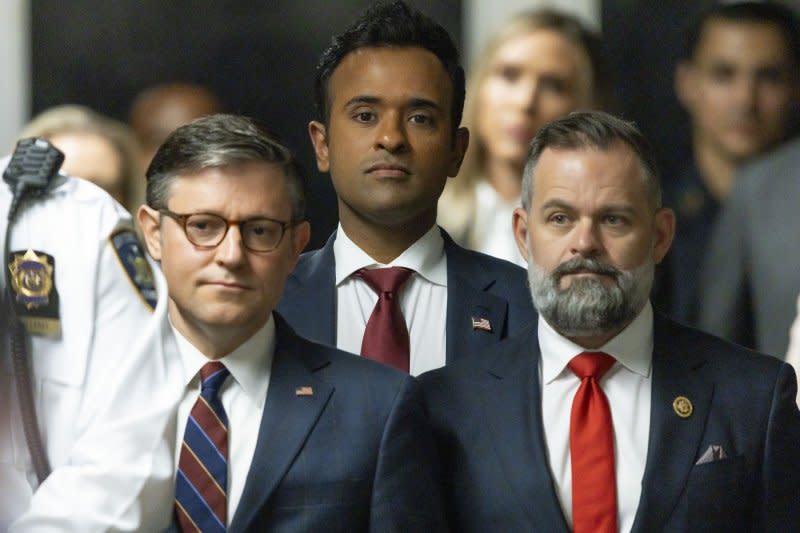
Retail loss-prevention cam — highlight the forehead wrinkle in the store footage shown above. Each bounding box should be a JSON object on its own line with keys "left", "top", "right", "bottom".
{"left": 533, "top": 151, "right": 651, "bottom": 209}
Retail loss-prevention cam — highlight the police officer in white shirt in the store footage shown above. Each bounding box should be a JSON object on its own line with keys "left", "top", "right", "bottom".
{"left": 0, "top": 140, "right": 177, "bottom": 532}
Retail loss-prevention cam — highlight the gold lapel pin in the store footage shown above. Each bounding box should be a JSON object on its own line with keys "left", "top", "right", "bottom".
{"left": 672, "top": 396, "right": 693, "bottom": 418}
{"left": 295, "top": 386, "right": 313, "bottom": 396}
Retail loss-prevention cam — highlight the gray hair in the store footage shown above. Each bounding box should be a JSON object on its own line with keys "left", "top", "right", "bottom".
{"left": 145, "top": 113, "right": 306, "bottom": 221}
{"left": 521, "top": 111, "right": 661, "bottom": 212}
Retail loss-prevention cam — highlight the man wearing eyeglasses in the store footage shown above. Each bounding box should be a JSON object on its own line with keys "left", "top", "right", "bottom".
{"left": 136, "top": 114, "right": 445, "bottom": 532}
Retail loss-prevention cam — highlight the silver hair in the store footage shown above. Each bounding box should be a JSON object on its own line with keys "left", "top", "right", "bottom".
{"left": 521, "top": 111, "right": 661, "bottom": 212}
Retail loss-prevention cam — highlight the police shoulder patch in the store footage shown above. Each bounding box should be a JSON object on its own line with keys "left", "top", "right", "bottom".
{"left": 109, "top": 229, "right": 157, "bottom": 311}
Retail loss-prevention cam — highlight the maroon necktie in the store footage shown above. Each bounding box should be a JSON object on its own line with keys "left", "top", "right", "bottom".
{"left": 356, "top": 267, "right": 414, "bottom": 372}
{"left": 568, "top": 351, "right": 618, "bottom": 533}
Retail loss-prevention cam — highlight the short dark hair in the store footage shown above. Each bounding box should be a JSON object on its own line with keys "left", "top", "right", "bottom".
{"left": 683, "top": 1, "right": 800, "bottom": 66}
{"left": 521, "top": 111, "right": 661, "bottom": 211}
{"left": 146, "top": 113, "right": 306, "bottom": 221}
{"left": 313, "top": 0, "right": 465, "bottom": 133}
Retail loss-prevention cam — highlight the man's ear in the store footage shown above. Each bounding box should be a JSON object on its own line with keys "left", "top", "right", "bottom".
{"left": 137, "top": 205, "right": 163, "bottom": 261}
{"left": 308, "top": 121, "right": 330, "bottom": 173}
{"left": 653, "top": 207, "right": 676, "bottom": 265}
{"left": 447, "top": 126, "right": 470, "bottom": 177}
{"left": 512, "top": 207, "right": 530, "bottom": 264}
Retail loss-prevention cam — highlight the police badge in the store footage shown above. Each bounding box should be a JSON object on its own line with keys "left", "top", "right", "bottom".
{"left": 8, "top": 249, "right": 61, "bottom": 336}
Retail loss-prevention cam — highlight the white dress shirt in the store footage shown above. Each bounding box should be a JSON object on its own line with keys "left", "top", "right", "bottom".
{"left": 785, "top": 293, "right": 800, "bottom": 407}
{"left": 334, "top": 224, "right": 447, "bottom": 375}
{"left": 472, "top": 181, "right": 526, "bottom": 267}
{"left": 539, "top": 302, "right": 653, "bottom": 533}
{"left": 172, "top": 317, "right": 275, "bottom": 525}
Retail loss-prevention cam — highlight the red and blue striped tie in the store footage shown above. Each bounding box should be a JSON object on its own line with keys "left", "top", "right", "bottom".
{"left": 175, "top": 361, "right": 230, "bottom": 532}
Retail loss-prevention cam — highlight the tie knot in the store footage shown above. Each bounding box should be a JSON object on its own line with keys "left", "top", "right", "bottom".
{"left": 568, "top": 351, "right": 616, "bottom": 380}
{"left": 356, "top": 267, "right": 414, "bottom": 295}
{"left": 199, "top": 361, "right": 230, "bottom": 395}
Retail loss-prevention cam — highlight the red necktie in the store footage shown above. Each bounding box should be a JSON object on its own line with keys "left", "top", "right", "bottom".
{"left": 356, "top": 267, "right": 414, "bottom": 372}
{"left": 568, "top": 351, "right": 618, "bottom": 533}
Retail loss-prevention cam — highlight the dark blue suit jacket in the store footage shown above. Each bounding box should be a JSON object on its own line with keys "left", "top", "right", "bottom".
{"left": 277, "top": 228, "right": 536, "bottom": 364}
{"left": 217, "top": 314, "right": 446, "bottom": 532}
{"left": 419, "top": 315, "right": 800, "bottom": 532}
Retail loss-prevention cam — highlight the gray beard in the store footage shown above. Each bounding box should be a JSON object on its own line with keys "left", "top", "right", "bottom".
{"left": 527, "top": 255, "right": 653, "bottom": 338}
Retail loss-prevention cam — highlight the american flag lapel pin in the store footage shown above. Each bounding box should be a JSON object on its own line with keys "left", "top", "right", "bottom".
{"left": 471, "top": 317, "right": 492, "bottom": 332}
{"left": 295, "top": 386, "right": 314, "bottom": 396}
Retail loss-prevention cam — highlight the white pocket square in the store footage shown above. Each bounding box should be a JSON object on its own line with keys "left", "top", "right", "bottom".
{"left": 696, "top": 444, "right": 728, "bottom": 465}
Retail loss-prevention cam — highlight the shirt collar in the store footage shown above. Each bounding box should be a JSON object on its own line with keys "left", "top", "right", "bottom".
{"left": 539, "top": 301, "right": 653, "bottom": 385}
{"left": 333, "top": 223, "right": 447, "bottom": 286}
{"left": 171, "top": 314, "right": 275, "bottom": 409}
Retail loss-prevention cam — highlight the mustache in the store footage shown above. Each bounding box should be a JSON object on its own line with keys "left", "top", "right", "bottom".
{"left": 552, "top": 257, "right": 621, "bottom": 281}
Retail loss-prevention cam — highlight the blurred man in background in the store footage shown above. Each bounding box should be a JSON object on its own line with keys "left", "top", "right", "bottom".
{"left": 658, "top": 2, "right": 800, "bottom": 325}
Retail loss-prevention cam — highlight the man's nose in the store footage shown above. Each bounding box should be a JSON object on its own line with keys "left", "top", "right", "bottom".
{"left": 570, "top": 219, "right": 601, "bottom": 257}
{"left": 375, "top": 113, "right": 408, "bottom": 153}
{"left": 214, "top": 224, "right": 247, "bottom": 266}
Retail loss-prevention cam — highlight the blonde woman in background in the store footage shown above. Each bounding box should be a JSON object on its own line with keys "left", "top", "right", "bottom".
{"left": 20, "top": 104, "right": 143, "bottom": 213}
{"left": 438, "top": 9, "right": 607, "bottom": 265}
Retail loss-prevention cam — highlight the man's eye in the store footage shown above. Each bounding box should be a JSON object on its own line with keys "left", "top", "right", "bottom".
{"left": 549, "top": 214, "right": 568, "bottom": 225}
{"left": 757, "top": 67, "right": 789, "bottom": 85}
{"left": 498, "top": 65, "right": 521, "bottom": 83}
{"left": 708, "top": 65, "right": 735, "bottom": 83}
{"left": 188, "top": 219, "right": 218, "bottom": 232}
{"left": 539, "top": 76, "right": 568, "bottom": 95}
{"left": 604, "top": 214, "right": 627, "bottom": 226}
{"left": 409, "top": 114, "right": 432, "bottom": 125}
{"left": 354, "top": 111, "right": 375, "bottom": 123}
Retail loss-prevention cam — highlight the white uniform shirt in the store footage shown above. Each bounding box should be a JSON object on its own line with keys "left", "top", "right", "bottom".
{"left": 334, "top": 224, "right": 448, "bottom": 375}
{"left": 539, "top": 303, "right": 653, "bottom": 533}
{"left": 0, "top": 161, "right": 175, "bottom": 532}
{"left": 472, "top": 181, "right": 526, "bottom": 267}
{"left": 172, "top": 317, "right": 274, "bottom": 524}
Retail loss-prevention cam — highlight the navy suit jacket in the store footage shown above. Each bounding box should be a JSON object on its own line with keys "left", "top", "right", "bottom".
{"left": 277, "top": 228, "right": 536, "bottom": 364}
{"left": 419, "top": 315, "right": 800, "bottom": 532}
{"left": 167, "top": 314, "right": 446, "bottom": 533}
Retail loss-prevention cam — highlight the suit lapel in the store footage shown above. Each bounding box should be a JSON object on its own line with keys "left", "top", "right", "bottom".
{"left": 631, "top": 316, "right": 713, "bottom": 532}
{"left": 479, "top": 327, "right": 571, "bottom": 532}
{"left": 229, "top": 317, "right": 334, "bottom": 532}
{"left": 444, "top": 232, "right": 507, "bottom": 362}
{"left": 282, "top": 233, "right": 337, "bottom": 345}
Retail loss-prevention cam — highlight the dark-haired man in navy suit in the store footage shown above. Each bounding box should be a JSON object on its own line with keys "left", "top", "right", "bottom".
{"left": 277, "top": 1, "right": 534, "bottom": 375}
{"left": 137, "top": 113, "right": 445, "bottom": 532}
{"left": 420, "top": 111, "right": 800, "bottom": 532}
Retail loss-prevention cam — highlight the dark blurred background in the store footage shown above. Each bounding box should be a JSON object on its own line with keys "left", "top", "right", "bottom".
{"left": 31, "top": 0, "right": 726, "bottom": 250}
{"left": 31, "top": 0, "right": 460, "bottom": 250}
